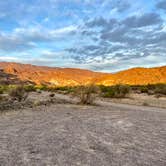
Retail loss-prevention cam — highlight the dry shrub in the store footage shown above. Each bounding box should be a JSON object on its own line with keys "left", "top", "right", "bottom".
{"left": 75, "top": 84, "right": 99, "bottom": 105}
{"left": 0, "top": 95, "right": 7, "bottom": 102}
{"left": 143, "top": 102, "right": 149, "bottom": 106}
{"left": 9, "top": 86, "right": 28, "bottom": 102}
{"left": 49, "top": 93, "right": 55, "bottom": 97}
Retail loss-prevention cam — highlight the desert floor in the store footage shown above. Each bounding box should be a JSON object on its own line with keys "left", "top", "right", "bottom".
{"left": 0, "top": 92, "right": 166, "bottom": 166}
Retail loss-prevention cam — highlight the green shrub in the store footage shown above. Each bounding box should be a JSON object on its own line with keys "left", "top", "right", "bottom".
{"left": 130, "top": 84, "right": 166, "bottom": 95}
{"left": 0, "top": 85, "right": 11, "bottom": 94}
{"left": 24, "top": 85, "right": 36, "bottom": 92}
{"left": 54, "top": 86, "right": 75, "bottom": 94}
{"left": 154, "top": 84, "right": 166, "bottom": 95}
{"left": 101, "top": 84, "right": 130, "bottom": 98}
{"left": 36, "top": 85, "right": 48, "bottom": 91}
{"left": 9, "top": 86, "right": 28, "bottom": 102}
{"left": 0, "top": 87, "right": 4, "bottom": 94}
{"left": 140, "top": 86, "right": 149, "bottom": 93}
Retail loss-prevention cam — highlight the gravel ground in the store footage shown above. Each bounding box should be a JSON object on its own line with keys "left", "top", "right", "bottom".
{"left": 0, "top": 102, "right": 166, "bottom": 166}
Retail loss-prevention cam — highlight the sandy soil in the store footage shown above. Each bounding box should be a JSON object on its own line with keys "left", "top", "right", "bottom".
{"left": 0, "top": 92, "right": 166, "bottom": 166}
{"left": 101, "top": 93, "right": 166, "bottom": 109}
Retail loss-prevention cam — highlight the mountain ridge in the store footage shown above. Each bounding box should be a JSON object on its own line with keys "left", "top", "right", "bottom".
{"left": 0, "top": 62, "right": 165, "bottom": 86}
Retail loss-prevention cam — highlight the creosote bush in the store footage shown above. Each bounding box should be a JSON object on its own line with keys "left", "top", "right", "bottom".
{"left": 140, "top": 86, "right": 149, "bottom": 93}
{"left": 50, "top": 86, "right": 75, "bottom": 94}
{"left": 154, "top": 84, "right": 166, "bottom": 95}
{"left": 24, "top": 85, "right": 37, "bottom": 92}
{"left": 75, "top": 84, "right": 99, "bottom": 105}
{"left": 9, "top": 86, "right": 28, "bottom": 102}
{"left": 101, "top": 84, "right": 130, "bottom": 98}
{"left": 131, "top": 84, "right": 166, "bottom": 95}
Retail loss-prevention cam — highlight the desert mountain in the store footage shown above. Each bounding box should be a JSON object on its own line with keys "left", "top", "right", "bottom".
{"left": 0, "top": 62, "right": 105, "bottom": 86}
{"left": 0, "top": 62, "right": 165, "bottom": 86}
{"left": 97, "top": 66, "right": 166, "bottom": 85}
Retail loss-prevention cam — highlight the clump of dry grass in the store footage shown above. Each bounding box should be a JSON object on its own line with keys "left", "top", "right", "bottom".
{"left": 75, "top": 84, "right": 99, "bottom": 105}
{"left": 142, "top": 102, "right": 149, "bottom": 106}
{"left": 9, "top": 85, "right": 28, "bottom": 102}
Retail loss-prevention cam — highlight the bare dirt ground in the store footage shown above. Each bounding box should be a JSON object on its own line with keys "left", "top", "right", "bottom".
{"left": 101, "top": 93, "right": 166, "bottom": 109}
{"left": 0, "top": 92, "right": 166, "bottom": 166}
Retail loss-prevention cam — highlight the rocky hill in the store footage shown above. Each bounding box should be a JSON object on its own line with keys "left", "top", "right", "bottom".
{"left": 0, "top": 62, "right": 105, "bottom": 86}
{"left": 97, "top": 66, "right": 166, "bottom": 85}
{"left": 0, "top": 62, "right": 165, "bottom": 86}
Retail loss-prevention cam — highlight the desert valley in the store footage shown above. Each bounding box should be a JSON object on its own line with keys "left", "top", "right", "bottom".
{"left": 1, "top": 0, "right": 166, "bottom": 165}
{"left": 0, "top": 62, "right": 166, "bottom": 165}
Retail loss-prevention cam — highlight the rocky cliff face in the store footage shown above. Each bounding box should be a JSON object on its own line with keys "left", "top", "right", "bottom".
{"left": 0, "top": 62, "right": 165, "bottom": 86}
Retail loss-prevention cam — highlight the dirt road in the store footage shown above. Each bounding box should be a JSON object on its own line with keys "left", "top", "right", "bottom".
{"left": 0, "top": 101, "right": 166, "bottom": 166}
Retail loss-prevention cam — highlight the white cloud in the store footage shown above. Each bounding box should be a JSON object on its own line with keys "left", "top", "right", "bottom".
{"left": 0, "top": 56, "right": 19, "bottom": 61}
{"left": 50, "top": 25, "right": 77, "bottom": 36}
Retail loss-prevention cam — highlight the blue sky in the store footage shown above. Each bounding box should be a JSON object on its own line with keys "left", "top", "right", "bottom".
{"left": 0, "top": 0, "right": 166, "bottom": 72}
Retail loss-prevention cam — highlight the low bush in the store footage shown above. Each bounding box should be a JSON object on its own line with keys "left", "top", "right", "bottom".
{"left": 140, "top": 86, "right": 149, "bottom": 93}
{"left": 52, "top": 86, "right": 75, "bottom": 94}
{"left": 49, "top": 93, "right": 55, "bottom": 97}
{"left": 143, "top": 102, "right": 149, "bottom": 106}
{"left": 36, "top": 85, "right": 49, "bottom": 91}
{"left": 24, "top": 85, "right": 37, "bottom": 92}
{"left": 0, "top": 87, "right": 4, "bottom": 94}
{"left": 101, "top": 84, "right": 130, "bottom": 98}
{"left": 9, "top": 86, "right": 28, "bottom": 102}
{"left": 154, "top": 84, "right": 166, "bottom": 95}
{"left": 130, "top": 84, "right": 166, "bottom": 95}
{"left": 75, "top": 84, "right": 99, "bottom": 105}
{"left": 0, "top": 85, "right": 10, "bottom": 94}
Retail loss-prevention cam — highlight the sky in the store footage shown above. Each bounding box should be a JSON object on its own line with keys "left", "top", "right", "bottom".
{"left": 0, "top": 0, "right": 166, "bottom": 72}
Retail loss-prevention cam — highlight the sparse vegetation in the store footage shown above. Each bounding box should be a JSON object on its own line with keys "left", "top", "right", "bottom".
{"left": 24, "top": 85, "right": 37, "bottom": 92}
{"left": 0, "top": 87, "right": 4, "bottom": 94}
{"left": 50, "top": 86, "right": 75, "bottom": 94}
{"left": 9, "top": 85, "right": 28, "bottom": 102}
{"left": 0, "top": 85, "right": 10, "bottom": 94}
{"left": 36, "top": 85, "right": 49, "bottom": 91}
{"left": 0, "top": 82, "right": 165, "bottom": 112}
{"left": 130, "top": 83, "right": 166, "bottom": 96}
{"left": 140, "top": 86, "right": 149, "bottom": 93}
{"left": 0, "top": 95, "right": 7, "bottom": 102}
{"left": 154, "top": 84, "right": 166, "bottom": 95}
{"left": 101, "top": 84, "right": 130, "bottom": 98}
{"left": 143, "top": 102, "right": 149, "bottom": 106}
{"left": 75, "top": 84, "right": 99, "bottom": 105}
